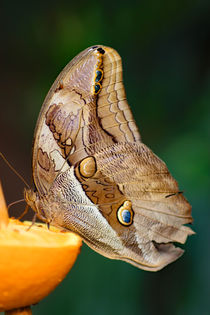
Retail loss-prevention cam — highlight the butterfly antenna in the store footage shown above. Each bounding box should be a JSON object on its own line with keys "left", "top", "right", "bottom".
{"left": 8, "top": 199, "right": 25, "bottom": 210}
{"left": 0, "top": 152, "right": 30, "bottom": 188}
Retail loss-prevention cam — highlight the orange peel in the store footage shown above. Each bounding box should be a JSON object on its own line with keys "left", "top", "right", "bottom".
{"left": 0, "top": 183, "right": 82, "bottom": 312}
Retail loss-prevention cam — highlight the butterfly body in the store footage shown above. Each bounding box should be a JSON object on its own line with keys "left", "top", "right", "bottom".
{"left": 25, "top": 45, "right": 194, "bottom": 271}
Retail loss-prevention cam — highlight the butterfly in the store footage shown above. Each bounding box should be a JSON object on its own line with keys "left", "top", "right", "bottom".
{"left": 24, "top": 45, "right": 194, "bottom": 271}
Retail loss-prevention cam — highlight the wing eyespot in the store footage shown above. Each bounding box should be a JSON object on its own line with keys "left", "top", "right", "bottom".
{"left": 95, "top": 69, "right": 103, "bottom": 83}
{"left": 117, "top": 200, "right": 133, "bottom": 226}
{"left": 79, "top": 156, "right": 97, "bottom": 178}
{"left": 94, "top": 83, "right": 102, "bottom": 95}
{"left": 92, "top": 49, "right": 105, "bottom": 95}
{"left": 97, "top": 47, "right": 105, "bottom": 54}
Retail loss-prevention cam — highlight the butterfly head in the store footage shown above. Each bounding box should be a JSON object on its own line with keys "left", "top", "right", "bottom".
{"left": 24, "top": 188, "right": 47, "bottom": 222}
{"left": 24, "top": 188, "right": 37, "bottom": 210}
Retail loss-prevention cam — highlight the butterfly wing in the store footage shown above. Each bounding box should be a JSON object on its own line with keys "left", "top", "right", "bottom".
{"left": 32, "top": 45, "right": 140, "bottom": 195}
{"left": 94, "top": 142, "right": 194, "bottom": 270}
{"left": 31, "top": 45, "right": 194, "bottom": 271}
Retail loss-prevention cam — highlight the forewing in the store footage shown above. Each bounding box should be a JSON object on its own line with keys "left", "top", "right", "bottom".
{"left": 32, "top": 45, "right": 140, "bottom": 194}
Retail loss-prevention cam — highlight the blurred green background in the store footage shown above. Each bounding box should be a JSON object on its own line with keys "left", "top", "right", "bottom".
{"left": 1, "top": 0, "right": 210, "bottom": 314}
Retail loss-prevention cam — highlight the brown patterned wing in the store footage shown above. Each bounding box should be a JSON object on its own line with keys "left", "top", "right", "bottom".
{"left": 94, "top": 142, "right": 194, "bottom": 270}
{"left": 96, "top": 46, "right": 140, "bottom": 143}
{"left": 30, "top": 45, "right": 194, "bottom": 271}
{"left": 32, "top": 45, "right": 140, "bottom": 194}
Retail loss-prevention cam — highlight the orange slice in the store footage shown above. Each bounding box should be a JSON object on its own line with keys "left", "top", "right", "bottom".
{"left": 0, "top": 183, "right": 82, "bottom": 312}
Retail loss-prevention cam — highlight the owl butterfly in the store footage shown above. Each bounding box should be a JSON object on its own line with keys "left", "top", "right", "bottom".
{"left": 25, "top": 45, "right": 194, "bottom": 271}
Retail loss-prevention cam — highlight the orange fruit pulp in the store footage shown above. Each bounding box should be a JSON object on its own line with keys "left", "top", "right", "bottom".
{"left": 0, "top": 183, "right": 82, "bottom": 311}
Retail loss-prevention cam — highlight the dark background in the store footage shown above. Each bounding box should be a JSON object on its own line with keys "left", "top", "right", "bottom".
{"left": 1, "top": 1, "right": 210, "bottom": 314}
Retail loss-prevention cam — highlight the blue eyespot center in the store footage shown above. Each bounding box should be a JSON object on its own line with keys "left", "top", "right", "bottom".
{"left": 121, "top": 209, "right": 131, "bottom": 223}
{"left": 117, "top": 201, "right": 133, "bottom": 226}
{"left": 94, "top": 83, "right": 101, "bottom": 94}
{"left": 95, "top": 70, "right": 103, "bottom": 82}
